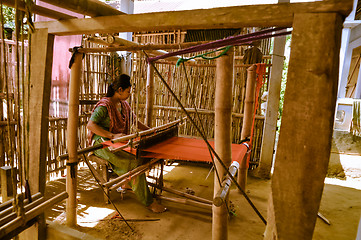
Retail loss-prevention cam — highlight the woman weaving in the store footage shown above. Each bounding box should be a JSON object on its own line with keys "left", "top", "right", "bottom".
{"left": 87, "top": 74, "right": 166, "bottom": 213}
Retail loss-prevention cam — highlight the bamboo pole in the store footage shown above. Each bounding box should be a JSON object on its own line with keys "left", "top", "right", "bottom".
{"left": 148, "top": 182, "right": 212, "bottom": 205}
{"left": 138, "top": 104, "right": 265, "bottom": 120}
{"left": 0, "top": 192, "right": 42, "bottom": 219}
{"left": 66, "top": 52, "right": 82, "bottom": 227}
{"left": 156, "top": 195, "right": 212, "bottom": 210}
{"left": 85, "top": 35, "right": 181, "bottom": 61}
{"left": 145, "top": 63, "right": 154, "bottom": 127}
{"left": 78, "top": 40, "right": 209, "bottom": 52}
{"left": 0, "top": 195, "right": 45, "bottom": 226}
{"left": 105, "top": 158, "right": 161, "bottom": 189}
{"left": 213, "top": 48, "right": 233, "bottom": 240}
{"left": 238, "top": 64, "right": 257, "bottom": 191}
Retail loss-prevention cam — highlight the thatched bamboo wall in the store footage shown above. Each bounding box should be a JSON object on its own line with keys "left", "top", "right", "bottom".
{"left": 0, "top": 38, "right": 27, "bottom": 169}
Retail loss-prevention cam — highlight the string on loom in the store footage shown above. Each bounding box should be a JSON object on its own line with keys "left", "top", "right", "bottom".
{"left": 147, "top": 27, "right": 291, "bottom": 63}
{"left": 176, "top": 46, "right": 232, "bottom": 67}
{"left": 179, "top": 61, "right": 223, "bottom": 190}
{"left": 247, "top": 63, "right": 267, "bottom": 167}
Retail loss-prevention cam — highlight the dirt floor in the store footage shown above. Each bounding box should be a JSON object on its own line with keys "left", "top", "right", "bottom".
{"left": 44, "top": 131, "right": 361, "bottom": 240}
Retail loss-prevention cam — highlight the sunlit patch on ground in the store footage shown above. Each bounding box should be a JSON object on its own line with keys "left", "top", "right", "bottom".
{"left": 76, "top": 205, "right": 114, "bottom": 227}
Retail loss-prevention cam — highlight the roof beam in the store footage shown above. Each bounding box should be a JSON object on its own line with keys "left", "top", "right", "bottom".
{"left": 39, "top": 0, "right": 125, "bottom": 17}
{"left": 34, "top": 0, "right": 353, "bottom": 36}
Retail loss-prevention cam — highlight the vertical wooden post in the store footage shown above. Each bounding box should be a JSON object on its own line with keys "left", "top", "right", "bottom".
{"left": 256, "top": 32, "right": 287, "bottom": 179}
{"left": 66, "top": 52, "right": 82, "bottom": 227}
{"left": 213, "top": 48, "right": 233, "bottom": 240}
{"left": 21, "top": 28, "right": 54, "bottom": 240}
{"left": 145, "top": 63, "right": 154, "bottom": 127}
{"left": 0, "top": 24, "right": 4, "bottom": 167}
{"left": 238, "top": 64, "right": 257, "bottom": 190}
{"left": 264, "top": 13, "right": 343, "bottom": 240}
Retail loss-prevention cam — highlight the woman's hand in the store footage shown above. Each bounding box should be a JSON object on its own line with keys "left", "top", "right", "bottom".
{"left": 87, "top": 120, "right": 125, "bottom": 140}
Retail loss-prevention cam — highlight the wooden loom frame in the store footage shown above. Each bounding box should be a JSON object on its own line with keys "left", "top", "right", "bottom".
{"left": 23, "top": 0, "right": 353, "bottom": 240}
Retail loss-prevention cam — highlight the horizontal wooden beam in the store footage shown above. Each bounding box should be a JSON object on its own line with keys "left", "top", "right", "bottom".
{"left": 39, "top": 0, "right": 125, "bottom": 17}
{"left": 2, "top": 0, "right": 75, "bottom": 20}
{"left": 34, "top": 0, "right": 353, "bottom": 36}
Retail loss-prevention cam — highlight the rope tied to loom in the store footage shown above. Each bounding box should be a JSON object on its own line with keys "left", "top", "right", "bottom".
{"left": 147, "top": 27, "right": 290, "bottom": 63}
{"left": 247, "top": 63, "right": 267, "bottom": 167}
{"left": 176, "top": 46, "right": 232, "bottom": 67}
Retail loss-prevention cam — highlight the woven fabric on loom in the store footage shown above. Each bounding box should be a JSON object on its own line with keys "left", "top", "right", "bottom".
{"left": 130, "top": 137, "right": 248, "bottom": 163}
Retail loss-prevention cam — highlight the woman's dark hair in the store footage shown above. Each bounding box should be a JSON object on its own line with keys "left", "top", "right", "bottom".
{"left": 106, "top": 74, "right": 131, "bottom": 97}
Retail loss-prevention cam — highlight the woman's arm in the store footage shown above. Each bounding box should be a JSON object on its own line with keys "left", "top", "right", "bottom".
{"left": 87, "top": 120, "right": 124, "bottom": 139}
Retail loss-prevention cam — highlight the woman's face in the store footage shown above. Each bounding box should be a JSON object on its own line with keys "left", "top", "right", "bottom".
{"left": 117, "top": 87, "right": 131, "bottom": 100}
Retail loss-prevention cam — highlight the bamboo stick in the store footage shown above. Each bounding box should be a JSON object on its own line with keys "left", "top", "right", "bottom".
{"left": 105, "top": 158, "right": 161, "bottom": 189}
{"left": 0, "top": 193, "right": 43, "bottom": 221}
{"left": 238, "top": 64, "right": 257, "bottom": 191}
{"left": 213, "top": 48, "right": 233, "bottom": 240}
{"left": 138, "top": 105, "right": 265, "bottom": 120}
{"left": 85, "top": 35, "right": 181, "bottom": 61}
{"left": 66, "top": 52, "right": 82, "bottom": 227}
{"left": 154, "top": 61, "right": 271, "bottom": 68}
{"left": 0, "top": 195, "right": 45, "bottom": 226}
{"left": 156, "top": 195, "right": 212, "bottom": 210}
{"left": 148, "top": 182, "right": 212, "bottom": 205}
{"left": 145, "top": 63, "right": 154, "bottom": 127}
{"left": 78, "top": 40, "right": 209, "bottom": 52}
{"left": 0, "top": 192, "right": 42, "bottom": 213}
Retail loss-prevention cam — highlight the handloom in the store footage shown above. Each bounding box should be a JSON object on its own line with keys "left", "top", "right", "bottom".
{"left": 86, "top": 121, "right": 250, "bottom": 213}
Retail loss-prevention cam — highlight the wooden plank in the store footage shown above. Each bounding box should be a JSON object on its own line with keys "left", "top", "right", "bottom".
{"left": 22, "top": 28, "right": 54, "bottom": 240}
{"left": 28, "top": 28, "right": 54, "bottom": 195}
{"left": 264, "top": 13, "right": 343, "bottom": 240}
{"left": 2, "top": 0, "right": 75, "bottom": 20}
{"left": 34, "top": 0, "right": 353, "bottom": 36}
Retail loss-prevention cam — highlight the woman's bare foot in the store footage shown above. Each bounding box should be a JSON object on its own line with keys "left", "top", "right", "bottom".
{"left": 147, "top": 201, "right": 167, "bottom": 213}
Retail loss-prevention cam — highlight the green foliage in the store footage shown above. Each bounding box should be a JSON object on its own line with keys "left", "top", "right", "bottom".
{"left": 352, "top": 100, "right": 361, "bottom": 137}
{"left": 277, "top": 34, "right": 291, "bottom": 130}
{"left": 0, "top": 5, "right": 15, "bottom": 28}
